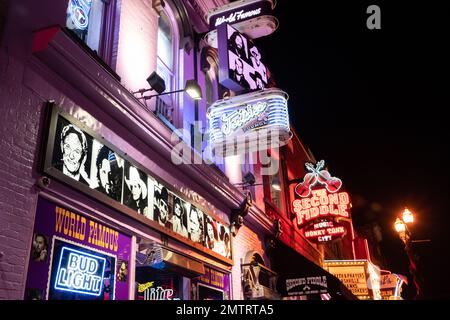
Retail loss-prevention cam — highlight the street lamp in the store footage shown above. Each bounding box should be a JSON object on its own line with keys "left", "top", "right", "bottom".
{"left": 402, "top": 208, "right": 414, "bottom": 224}
{"left": 394, "top": 208, "right": 422, "bottom": 299}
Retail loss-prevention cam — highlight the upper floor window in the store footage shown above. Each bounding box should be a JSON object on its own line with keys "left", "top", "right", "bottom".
{"left": 263, "top": 150, "right": 286, "bottom": 214}
{"left": 66, "top": 0, "right": 118, "bottom": 67}
{"left": 155, "top": 4, "right": 181, "bottom": 126}
{"left": 157, "top": 8, "right": 179, "bottom": 95}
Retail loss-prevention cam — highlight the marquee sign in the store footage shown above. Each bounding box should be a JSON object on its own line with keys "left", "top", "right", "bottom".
{"left": 205, "top": 0, "right": 278, "bottom": 46}
{"left": 208, "top": 0, "right": 273, "bottom": 30}
{"left": 292, "top": 160, "right": 351, "bottom": 243}
{"left": 207, "top": 88, "right": 291, "bottom": 155}
{"left": 323, "top": 260, "right": 382, "bottom": 300}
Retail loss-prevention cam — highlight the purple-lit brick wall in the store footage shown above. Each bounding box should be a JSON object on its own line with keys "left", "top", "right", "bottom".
{"left": 0, "top": 49, "right": 42, "bottom": 299}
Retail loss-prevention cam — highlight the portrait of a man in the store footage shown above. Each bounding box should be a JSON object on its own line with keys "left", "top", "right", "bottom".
{"left": 31, "top": 233, "right": 48, "bottom": 263}
{"left": 94, "top": 143, "right": 123, "bottom": 202}
{"left": 229, "top": 57, "right": 250, "bottom": 90}
{"left": 53, "top": 119, "right": 92, "bottom": 185}
{"left": 123, "top": 163, "right": 148, "bottom": 215}
{"left": 153, "top": 185, "right": 170, "bottom": 228}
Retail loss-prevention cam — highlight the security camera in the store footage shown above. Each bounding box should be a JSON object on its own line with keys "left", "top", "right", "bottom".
{"left": 37, "top": 176, "right": 51, "bottom": 188}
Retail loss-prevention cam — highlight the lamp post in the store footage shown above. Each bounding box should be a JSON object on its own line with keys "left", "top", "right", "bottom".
{"left": 394, "top": 208, "right": 422, "bottom": 299}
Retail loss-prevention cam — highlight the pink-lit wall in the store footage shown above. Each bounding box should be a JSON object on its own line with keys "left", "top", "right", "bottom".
{"left": 116, "top": 0, "right": 158, "bottom": 93}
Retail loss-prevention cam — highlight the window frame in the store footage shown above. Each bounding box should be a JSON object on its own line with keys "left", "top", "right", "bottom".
{"left": 156, "top": 3, "right": 182, "bottom": 126}
{"left": 262, "top": 149, "right": 288, "bottom": 216}
{"left": 65, "top": 0, "right": 119, "bottom": 69}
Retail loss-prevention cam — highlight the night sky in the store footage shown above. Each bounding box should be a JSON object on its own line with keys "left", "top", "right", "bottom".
{"left": 258, "top": 1, "right": 449, "bottom": 298}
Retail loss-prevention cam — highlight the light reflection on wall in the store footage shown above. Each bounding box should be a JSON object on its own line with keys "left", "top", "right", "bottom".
{"left": 116, "top": 1, "right": 158, "bottom": 93}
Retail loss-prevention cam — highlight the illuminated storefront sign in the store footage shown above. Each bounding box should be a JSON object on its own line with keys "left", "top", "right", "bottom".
{"left": 137, "top": 282, "right": 179, "bottom": 300}
{"left": 295, "top": 160, "right": 343, "bottom": 197}
{"left": 380, "top": 272, "right": 406, "bottom": 300}
{"left": 24, "top": 197, "right": 132, "bottom": 300}
{"left": 135, "top": 268, "right": 181, "bottom": 300}
{"left": 303, "top": 220, "right": 347, "bottom": 243}
{"left": 323, "top": 260, "right": 382, "bottom": 300}
{"left": 286, "top": 276, "right": 328, "bottom": 296}
{"left": 67, "top": 0, "right": 93, "bottom": 30}
{"left": 207, "top": 88, "right": 291, "bottom": 155}
{"left": 221, "top": 101, "right": 268, "bottom": 135}
{"left": 41, "top": 104, "right": 232, "bottom": 261}
{"left": 291, "top": 160, "right": 351, "bottom": 240}
{"left": 208, "top": 0, "right": 273, "bottom": 29}
{"left": 293, "top": 188, "right": 350, "bottom": 227}
{"left": 192, "top": 266, "right": 231, "bottom": 300}
{"left": 205, "top": 0, "right": 278, "bottom": 45}
{"left": 218, "top": 23, "right": 268, "bottom": 92}
{"left": 55, "top": 247, "right": 106, "bottom": 296}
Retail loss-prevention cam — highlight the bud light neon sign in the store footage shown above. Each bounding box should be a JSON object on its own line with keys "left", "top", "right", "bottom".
{"left": 55, "top": 247, "right": 106, "bottom": 296}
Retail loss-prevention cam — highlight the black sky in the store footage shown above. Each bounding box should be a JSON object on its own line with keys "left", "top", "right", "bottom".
{"left": 258, "top": 1, "right": 450, "bottom": 298}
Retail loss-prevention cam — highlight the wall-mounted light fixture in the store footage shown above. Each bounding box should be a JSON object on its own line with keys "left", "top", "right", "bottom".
{"left": 133, "top": 72, "right": 203, "bottom": 101}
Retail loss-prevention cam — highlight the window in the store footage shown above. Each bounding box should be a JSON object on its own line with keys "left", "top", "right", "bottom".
{"left": 268, "top": 173, "right": 283, "bottom": 211}
{"left": 155, "top": 5, "right": 181, "bottom": 125}
{"left": 263, "top": 150, "right": 286, "bottom": 214}
{"left": 66, "top": 0, "right": 117, "bottom": 66}
{"left": 157, "top": 8, "right": 180, "bottom": 97}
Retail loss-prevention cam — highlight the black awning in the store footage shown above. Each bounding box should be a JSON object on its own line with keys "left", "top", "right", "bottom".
{"left": 269, "top": 241, "right": 357, "bottom": 300}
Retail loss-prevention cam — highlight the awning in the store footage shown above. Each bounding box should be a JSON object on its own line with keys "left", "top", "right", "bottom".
{"left": 269, "top": 241, "right": 357, "bottom": 300}
{"left": 136, "top": 242, "right": 205, "bottom": 278}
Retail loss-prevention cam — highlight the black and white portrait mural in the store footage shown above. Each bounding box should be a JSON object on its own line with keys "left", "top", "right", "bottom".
{"left": 172, "top": 194, "right": 189, "bottom": 238}
{"left": 123, "top": 162, "right": 148, "bottom": 215}
{"left": 217, "top": 223, "right": 232, "bottom": 259}
{"left": 204, "top": 216, "right": 218, "bottom": 251}
{"left": 52, "top": 116, "right": 93, "bottom": 186}
{"left": 90, "top": 141, "right": 124, "bottom": 202}
{"left": 188, "top": 205, "right": 204, "bottom": 244}
{"left": 218, "top": 24, "right": 268, "bottom": 93}
{"left": 46, "top": 107, "right": 233, "bottom": 260}
{"left": 153, "top": 182, "right": 170, "bottom": 228}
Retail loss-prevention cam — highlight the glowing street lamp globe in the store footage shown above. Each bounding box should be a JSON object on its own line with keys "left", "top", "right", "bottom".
{"left": 402, "top": 208, "right": 414, "bottom": 224}
{"left": 394, "top": 218, "right": 406, "bottom": 233}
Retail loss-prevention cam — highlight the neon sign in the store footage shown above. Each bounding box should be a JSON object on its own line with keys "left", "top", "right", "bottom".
{"left": 303, "top": 220, "right": 346, "bottom": 243}
{"left": 221, "top": 101, "right": 267, "bottom": 135}
{"left": 207, "top": 88, "right": 291, "bottom": 155}
{"left": 293, "top": 188, "right": 350, "bottom": 227}
{"left": 68, "top": 0, "right": 93, "bottom": 30}
{"left": 291, "top": 160, "right": 351, "bottom": 241}
{"left": 55, "top": 247, "right": 106, "bottom": 296}
{"left": 208, "top": 0, "right": 273, "bottom": 30}
{"left": 138, "top": 282, "right": 180, "bottom": 300}
{"left": 295, "top": 160, "right": 342, "bottom": 198}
